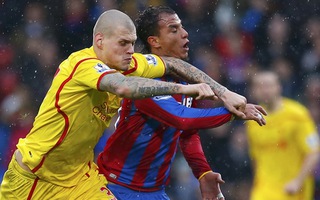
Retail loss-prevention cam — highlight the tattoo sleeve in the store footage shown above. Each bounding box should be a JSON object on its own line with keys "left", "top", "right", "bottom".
{"left": 162, "top": 57, "right": 226, "bottom": 97}
{"left": 101, "top": 73, "right": 182, "bottom": 99}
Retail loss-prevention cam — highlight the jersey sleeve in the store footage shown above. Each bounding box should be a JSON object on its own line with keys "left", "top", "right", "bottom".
{"left": 179, "top": 130, "right": 212, "bottom": 179}
{"left": 134, "top": 95, "right": 232, "bottom": 130}
{"left": 295, "top": 110, "right": 320, "bottom": 154}
{"left": 124, "top": 53, "right": 166, "bottom": 78}
{"left": 73, "top": 59, "right": 117, "bottom": 90}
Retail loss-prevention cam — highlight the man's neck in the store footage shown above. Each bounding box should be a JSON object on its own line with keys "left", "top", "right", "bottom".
{"left": 265, "top": 97, "right": 283, "bottom": 113}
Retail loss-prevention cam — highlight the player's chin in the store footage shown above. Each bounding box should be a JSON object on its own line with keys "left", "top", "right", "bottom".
{"left": 180, "top": 52, "right": 189, "bottom": 60}
{"left": 119, "top": 62, "right": 130, "bottom": 71}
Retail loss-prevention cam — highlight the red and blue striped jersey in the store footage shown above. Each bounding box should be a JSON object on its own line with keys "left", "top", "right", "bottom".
{"left": 97, "top": 77, "right": 232, "bottom": 192}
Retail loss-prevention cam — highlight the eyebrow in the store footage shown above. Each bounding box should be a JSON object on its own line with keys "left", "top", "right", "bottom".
{"left": 168, "top": 24, "right": 179, "bottom": 28}
{"left": 118, "top": 37, "right": 136, "bottom": 43}
{"left": 158, "top": 18, "right": 182, "bottom": 25}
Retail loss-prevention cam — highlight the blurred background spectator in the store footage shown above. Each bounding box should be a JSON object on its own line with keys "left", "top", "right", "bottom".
{"left": 246, "top": 70, "right": 319, "bottom": 200}
{"left": 1, "top": 0, "right": 319, "bottom": 199}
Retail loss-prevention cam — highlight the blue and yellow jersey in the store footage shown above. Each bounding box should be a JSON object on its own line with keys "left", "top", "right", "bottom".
{"left": 16, "top": 47, "right": 166, "bottom": 187}
{"left": 246, "top": 98, "right": 320, "bottom": 200}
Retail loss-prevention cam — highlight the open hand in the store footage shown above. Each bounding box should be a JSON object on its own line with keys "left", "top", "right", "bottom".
{"left": 239, "top": 103, "right": 267, "bottom": 126}
{"left": 199, "top": 171, "right": 225, "bottom": 200}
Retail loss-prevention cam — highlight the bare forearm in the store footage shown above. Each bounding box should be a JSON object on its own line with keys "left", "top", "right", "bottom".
{"left": 162, "top": 56, "right": 248, "bottom": 118}
{"left": 296, "top": 151, "right": 319, "bottom": 182}
{"left": 162, "top": 56, "right": 227, "bottom": 97}
{"left": 100, "top": 74, "right": 184, "bottom": 99}
{"left": 284, "top": 151, "right": 319, "bottom": 194}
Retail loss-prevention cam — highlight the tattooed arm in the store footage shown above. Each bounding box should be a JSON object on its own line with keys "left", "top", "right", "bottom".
{"left": 99, "top": 72, "right": 215, "bottom": 100}
{"left": 162, "top": 56, "right": 247, "bottom": 118}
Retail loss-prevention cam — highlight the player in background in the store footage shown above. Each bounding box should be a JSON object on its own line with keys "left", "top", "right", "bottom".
{"left": 97, "top": 6, "right": 267, "bottom": 200}
{"left": 246, "top": 70, "right": 320, "bottom": 200}
{"left": 0, "top": 9, "right": 247, "bottom": 199}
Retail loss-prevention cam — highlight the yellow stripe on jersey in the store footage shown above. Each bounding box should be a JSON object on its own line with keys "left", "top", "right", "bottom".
{"left": 17, "top": 47, "right": 166, "bottom": 187}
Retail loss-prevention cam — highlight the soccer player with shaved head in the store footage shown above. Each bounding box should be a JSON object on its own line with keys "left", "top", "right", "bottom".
{"left": 0, "top": 9, "right": 249, "bottom": 199}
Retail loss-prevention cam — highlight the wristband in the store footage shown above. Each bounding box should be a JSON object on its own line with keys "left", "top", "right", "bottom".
{"left": 198, "top": 170, "right": 213, "bottom": 180}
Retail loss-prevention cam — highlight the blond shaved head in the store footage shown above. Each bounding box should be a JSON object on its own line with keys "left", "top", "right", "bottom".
{"left": 93, "top": 9, "right": 137, "bottom": 71}
{"left": 93, "top": 9, "right": 136, "bottom": 37}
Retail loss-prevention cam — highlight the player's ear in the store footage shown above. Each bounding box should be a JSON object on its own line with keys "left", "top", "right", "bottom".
{"left": 147, "top": 36, "right": 161, "bottom": 48}
{"left": 94, "top": 33, "right": 104, "bottom": 49}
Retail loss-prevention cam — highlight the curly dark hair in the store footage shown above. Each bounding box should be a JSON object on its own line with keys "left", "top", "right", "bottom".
{"left": 136, "top": 5, "right": 176, "bottom": 53}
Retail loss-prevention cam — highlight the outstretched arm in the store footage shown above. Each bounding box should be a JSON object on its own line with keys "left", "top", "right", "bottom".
{"left": 135, "top": 95, "right": 232, "bottom": 130}
{"left": 135, "top": 97, "right": 267, "bottom": 128}
{"left": 162, "top": 56, "right": 247, "bottom": 118}
{"left": 99, "top": 72, "right": 215, "bottom": 100}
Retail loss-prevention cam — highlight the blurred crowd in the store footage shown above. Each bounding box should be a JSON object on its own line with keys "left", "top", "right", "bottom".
{"left": 0, "top": 0, "right": 319, "bottom": 199}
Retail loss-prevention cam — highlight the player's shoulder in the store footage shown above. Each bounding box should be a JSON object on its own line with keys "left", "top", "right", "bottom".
{"left": 283, "top": 98, "right": 311, "bottom": 119}
{"left": 67, "top": 47, "right": 98, "bottom": 65}
{"left": 133, "top": 53, "right": 161, "bottom": 63}
{"left": 128, "top": 53, "right": 165, "bottom": 78}
{"left": 283, "top": 98, "right": 307, "bottom": 111}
